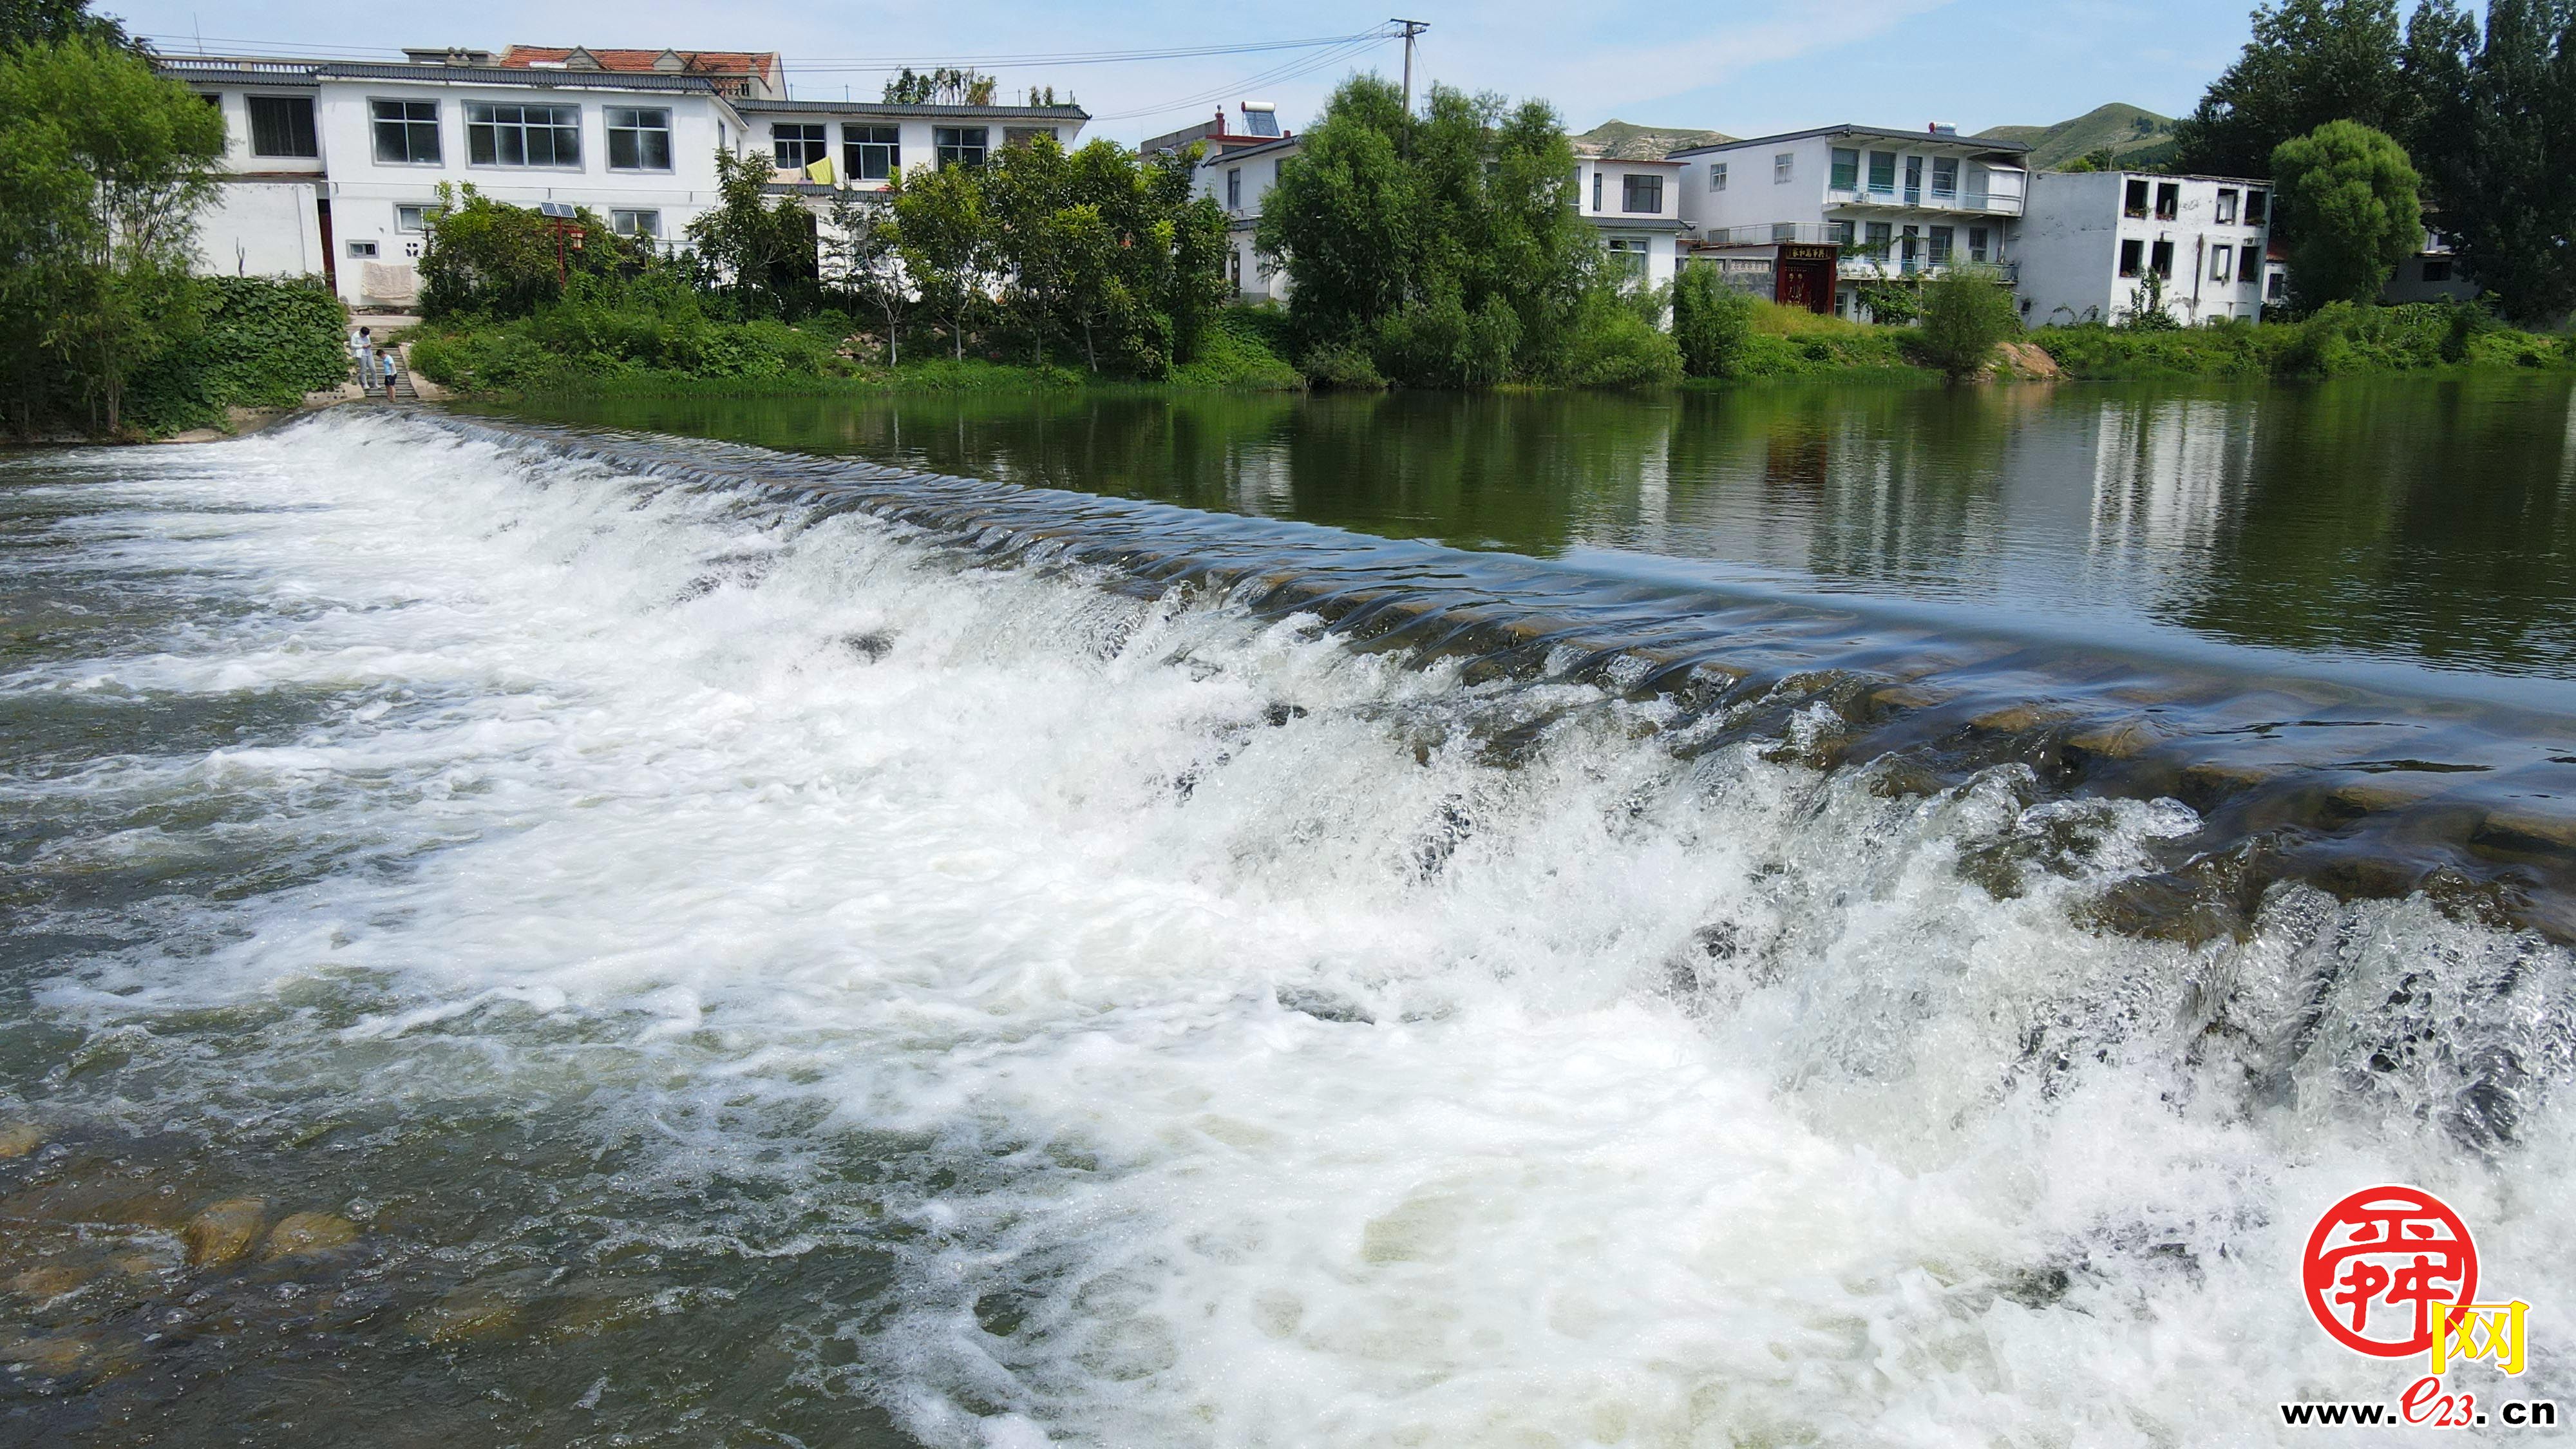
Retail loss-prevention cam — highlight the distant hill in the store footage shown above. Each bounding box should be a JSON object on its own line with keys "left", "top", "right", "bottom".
{"left": 1977, "top": 103, "right": 2178, "bottom": 171}
{"left": 1571, "top": 118, "right": 1733, "bottom": 160}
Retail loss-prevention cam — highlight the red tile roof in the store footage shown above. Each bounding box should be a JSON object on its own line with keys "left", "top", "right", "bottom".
{"left": 500, "top": 46, "right": 781, "bottom": 92}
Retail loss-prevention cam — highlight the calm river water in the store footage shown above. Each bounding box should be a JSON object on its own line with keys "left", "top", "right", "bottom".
{"left": 3, "top": 375, "right": 2573, "bottom": 1444}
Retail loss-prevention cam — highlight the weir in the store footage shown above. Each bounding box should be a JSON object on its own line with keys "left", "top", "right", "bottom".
{"left": 429, "top": 412, "right": 2576, "bottom": 942}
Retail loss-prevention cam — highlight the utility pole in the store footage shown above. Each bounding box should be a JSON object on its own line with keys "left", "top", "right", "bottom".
{"left": 1391, "top": 18, "right": 1428, "bottom": 117}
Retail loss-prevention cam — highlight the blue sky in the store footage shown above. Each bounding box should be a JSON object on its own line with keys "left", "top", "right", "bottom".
{"left": 108, "top": 0, "right": 2259, "bottom": 145}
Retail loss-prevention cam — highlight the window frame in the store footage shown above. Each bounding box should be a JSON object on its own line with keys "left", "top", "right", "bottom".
{"left": 1967, "top": 225, "right": 1989, "bottom": 263}
{"left": 2123, "top": 177, "right": 2149, "bottom": 218}
{"left": 606, "top": 107, "right": 672, "bottom": 173}
{"left": 1226, "top": 166, "right": 1242, "bottom": 209}
{"left": 465, "top": 100, "right": 582, "bottom": 169}
{"left": 1772, "top": 150, "right": 1793, "bottom": 184}
{"left": 370, "top": 97, "right": 442, "bottom": 166}
{"left": 2154, "top": 182, "right": 2180, "bottom": 220}
{"left": 2215, "top": 187, "right": 2238, "bottom": 223}
{"left": 2244, "top": 188, "right": 2269, "bottom": 224}
{"left": 1829, "top": 147, "right": 1857, "bottom": 191}
{"left": 772, "top": 122, "right": 827, "bottom": 170}
{"left": 933, "top": 125, "right": 988, "bottom": 169}
{"left": 1930, "top": 156, "right": 1958, "bottom": 200}
{"left": 2149, "top": 238, "right": 2175, "bottom": 277}
{"left": 1866, "top": 150, "right": 1896, "bottom": 195}
{"left": 393, "top": 204, "right": 445, "bottom": 234}
{"left": 1709, "top": 161, "right": 1727, "bottom": 193}
{"left": 2208, "top": 244, "right": 2233, "bottom": 283}
{"left": 1863, "top": 220, "right": 1892, "bottom": 256}
{"left": 842, "top": 124, "right": 900, "bottom": 181}
{"left": 609, "top": 208, "right": 662, "bottom": 239}
{"left": 1621, "top": 172, "right": 1663, "bottom": 214}
{"left": 346, "top": 238, "right": 379, "bottom": 259}
{"left": 2118, "top": 238, "right": 2144, "bottom": 278}
{"left": 246, "top": 94, "right": 317, "bottom": 159}
{"left": 1928, "top": 224, "right": 1953, "bottom": 265}
{"left": 1604, "top": 236, "right": 1647, "bottom": 279}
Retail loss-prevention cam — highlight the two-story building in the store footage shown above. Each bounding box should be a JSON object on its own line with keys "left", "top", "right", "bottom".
{"left": 1670, "top": 124, "right": 2031, "bottom": 317}
{"left": 161, "top": 45, "right": 1086, "bottom": 311}
{"left": 1195, "top": 131, "right": 1302, "bottom": 301}
{"left": 2014, "top": 171, "right": 2273, "bottom": 325}
{"left": 1575, "top": 156, "right": 1685, "bottom": 290}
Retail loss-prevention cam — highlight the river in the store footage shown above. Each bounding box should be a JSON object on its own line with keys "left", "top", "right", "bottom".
{"left": 3, "top": 375, "right": 2573, "bottom": 1444}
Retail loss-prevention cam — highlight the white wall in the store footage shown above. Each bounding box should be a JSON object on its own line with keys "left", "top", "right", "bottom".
{"left": 195, "top": 180, "right": 326, "bottom": 278}
{"left": 1195, "top": 142, "right": 1298, "bottom": 301}
{"left": 2018, "top": 171, "right": 2271, "bottom": 326}
{"left": 748, "top": 112, "right": 1087, "bottom": 190}
{"left": 312, "top": 79, "right": 741, "bottom": 305}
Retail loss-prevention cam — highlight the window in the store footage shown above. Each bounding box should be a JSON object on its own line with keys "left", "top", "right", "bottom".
{"left": 1830, "top": 219, "right": 1855, "bottom": 247}
{"left": 2208, "top": 244, "right": 2232, "bottom": 283}
{"left": 1830, "top": 147, "right": 1857, "bottom": 191}
{"left": 2244, "top": 188, "right": 2268, "bottom": 224}
{"left": 2154, "top": 182, "right": 2179, "bottom": 220}
{"left": 772, "top": 122, "right": 826, "bottom": 169}
{"left": 247, "top": 95, "right": 316, "bottom": 158}
{"left": 1002, "top": 126, "right": 1057, "bottom": 149}
{"left": 371, "top": 99, "right": 441, "bottom": 164}
{"left": 2424, "top": 257, "right": 2453, "bottom": 283}
{"left": 844, "top": 124, "right": 898, "bottom": 180}
{"left": 2119, "top": 238, "right": 2144, "bottom": 276}
{"left": 605, "top": 108, "right": 671, "bottom": 171}
{"left": 2267, "top": 270, "right": 2285, "bottom": 299}
{"left": 346, "top": 240, "right": 379, "bottom": 259}
{"left": 2215, "top": 187, "right": 2238, "bottom": 223}
{"left": 1773, "top": 151, "right": 1792, "bottom": 183}
{"left": 1226, "top": 167, "right": 1242, "bottom": 209}
{"left": 1899, "top": 223, "right": 1919, "bottom": 272}
{"left": 1929, "top": 225, "right": 1953, "bottom": 264}
{"left": 1864, "top": 220, "right": 1891, "bottom": 256}
{"left": 1622, "top": 173, "right": 1663, "bottom": 214}
{"left": 2123, "top": 178, "right": 2149, "bottom": 217}
{"left": 1605, "top": 238, "right": 1646, "bottom": 278}
{"left": 1904, "top": 155, "right": 1922, "bottom": 204}
{"left": 1709, "top": 161, "right": 1727, "bottom": 192}
{"left": 394, "top": 204, "right": 444, "bottom": 233}
{"left": 466, "top": 102, "right": 580, "bottom": 167}
{"left": 1867, "top": 151, "right": 1896, "bottom": 194}
{"left": 934, "top": 126, "right": 987, "bottom": 168}
{"left": 610, "top": 209, "right": 661, "bottom": 239}
{"left": 1968, "top": 225, "right": 1989, "bottom": 262}
{"left": 2150, "top": 238, "right": 2174, "bottom": 277}
{"left": 1770, "top": 221, "right": 1797, "bottom": 242}
{"left": 1931, "top": 156, "right": 1958, "bottom": 200}
{"left": 1592, "top": 169, "right": 1603, "bottom": 211}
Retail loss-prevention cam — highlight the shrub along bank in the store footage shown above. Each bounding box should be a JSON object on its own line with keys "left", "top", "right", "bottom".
{"left": 2032, "top": 301, "right": 2570, "bottom": 379}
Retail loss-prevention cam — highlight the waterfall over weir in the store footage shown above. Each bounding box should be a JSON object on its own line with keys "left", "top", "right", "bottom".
{"left": 1, "top": 408, "right": 2570, "bottom": 1445}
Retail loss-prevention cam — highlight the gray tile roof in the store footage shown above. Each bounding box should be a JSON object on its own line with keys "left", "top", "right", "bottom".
{"left": 736, "top": 98, "right": 1089, "bottom": 120}
{"left": 309, "top": 62, "right": 726, "bottom": 91}
{"left": 1665, "top": 124, "right": 2031, "bottom": 160}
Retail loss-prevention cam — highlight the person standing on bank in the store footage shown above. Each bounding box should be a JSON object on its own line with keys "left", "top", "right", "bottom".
{"left": 349, "top": 325, "right": 374, "bottom": 393}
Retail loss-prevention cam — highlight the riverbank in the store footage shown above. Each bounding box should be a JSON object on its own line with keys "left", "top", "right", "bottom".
{"left": 407, "top": 294, "right": 2567, "bottom": 401}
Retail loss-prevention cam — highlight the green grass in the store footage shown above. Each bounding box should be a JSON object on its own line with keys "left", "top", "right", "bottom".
{"left": 2031, "top": 303, "right": 2570, "bottom": 379}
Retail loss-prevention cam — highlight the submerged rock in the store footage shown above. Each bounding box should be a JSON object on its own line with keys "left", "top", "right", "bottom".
{"left": 412, "top": 1285, "right": 525, "bottom": 1343}
{"left": 263, "top": 1211, "right": 359, "bottom": 1260}
{"left": 0, "top": 1124, "right": 44, "bottom": 1160}
{"left": 9, "top": 1261, "right": 97, "bottom": 1301}
{"left": 181, "top": 1197, "right": 267, "bottom": 1268}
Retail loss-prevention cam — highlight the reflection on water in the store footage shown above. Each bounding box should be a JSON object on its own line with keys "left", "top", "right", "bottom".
{"left": 481, "top": 373, "right": 2576, "bottom": 694}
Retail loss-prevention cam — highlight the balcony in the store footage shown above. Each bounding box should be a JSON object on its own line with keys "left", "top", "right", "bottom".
{"left": 1824, "top": 185, "right": 2023, "bottom": 217}
{"left": 1842, "top": 256, "right": 2018, "bottom": 283}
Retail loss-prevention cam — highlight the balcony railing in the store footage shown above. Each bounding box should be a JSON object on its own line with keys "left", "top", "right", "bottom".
{"left": 1823, "top": 185, "right": 2023, "bottom": 216}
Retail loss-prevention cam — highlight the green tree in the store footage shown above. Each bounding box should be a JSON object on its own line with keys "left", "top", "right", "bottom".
{"left": 894, "top": 160, "right": 994, "bottom": 361}
{"left": 1256, "top": 75, "right": 1416, "bottom": 351}
{"left": 1915, "top": 267, "right": 2022, "bottom": 378}
{"left": 0, "top": 37, "right": 223, "bottom": 433}
{"left": 685, "top": 148, "right": 819, "bottom": 317}
{"left": 2173, "top": 0, "right": 2424, "bottom": 177}
{"left": 2405, "top": 0, "right": 2576, "bottom": 323}
{"left": 419, "top": 183, "right": 629, "bottom": 318}
{"left": 1669, "top": 263, "right": 1754, "bottom": 378}
{"left": 2270, "top": 119, "right": 2423, "bottom": 305}
{"left": 1, "top": 0, "right": 127, "bottom": 50}
{"left": 822, "top": 186, "right": 905, "bottom": 363}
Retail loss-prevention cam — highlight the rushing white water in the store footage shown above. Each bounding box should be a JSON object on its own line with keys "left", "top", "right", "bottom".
{"left": 7, "top": 409, "right": 2574, "bottom": 1445}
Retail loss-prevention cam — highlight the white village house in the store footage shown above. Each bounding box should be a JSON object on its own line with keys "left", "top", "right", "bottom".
{"left": 1670, "top": 124, "right": 2031, "bottom": 318}
{"left": 1168, "top": 103, "right": 1300, "bottom": 303}
{"left": 160, "top": 44, "right": 1086, "bottom": 310}
{"left": 2015, "top": 171, "right": 2276, "bottom": 326}
{"left": 1576, "top": 155, "right": 1685, "bottom": 290}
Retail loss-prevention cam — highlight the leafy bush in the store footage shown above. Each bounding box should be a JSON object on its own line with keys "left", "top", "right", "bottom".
{"left": 124, "top": 275, "right": 347, "bottom": 433}
{"left": 1170, "top": 307, "right": 1303, "bottom": 389}
{"left": 1913, "top": 267, "right": 2021, "bottom": 379}
{"left": 1671, "top": 265, "right": 1756, "bottom": 379}
{"left": 420, "top": 184, "right": 636, "bottom": 319}
{"left": 1374, "top": 292, "right": 1522, "bottom": 387}
{"left": 1299, "top": 341, "right": 1388, "bottom": 390}
{"left": 2031, "top": 303, "right": 2566, "bottom": 379}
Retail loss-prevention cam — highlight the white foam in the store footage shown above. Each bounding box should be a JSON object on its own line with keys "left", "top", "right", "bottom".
{"left": 8, "top": 410, "right": 2572, "bottom": 1444}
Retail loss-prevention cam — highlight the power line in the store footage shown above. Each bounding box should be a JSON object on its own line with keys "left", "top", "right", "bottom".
{"left": 786, "top": 30, "right": 1397, "bottom": 74}
{"left": 1090, "top": 33, "right": 1396, "bottom": 122}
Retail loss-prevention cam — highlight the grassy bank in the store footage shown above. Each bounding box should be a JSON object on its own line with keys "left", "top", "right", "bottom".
{"left": 2031, "top": 301, "right": 2570, "bottom": 379}
{"left": 407, "top": 294, "right": 1304, "bottom": 398}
